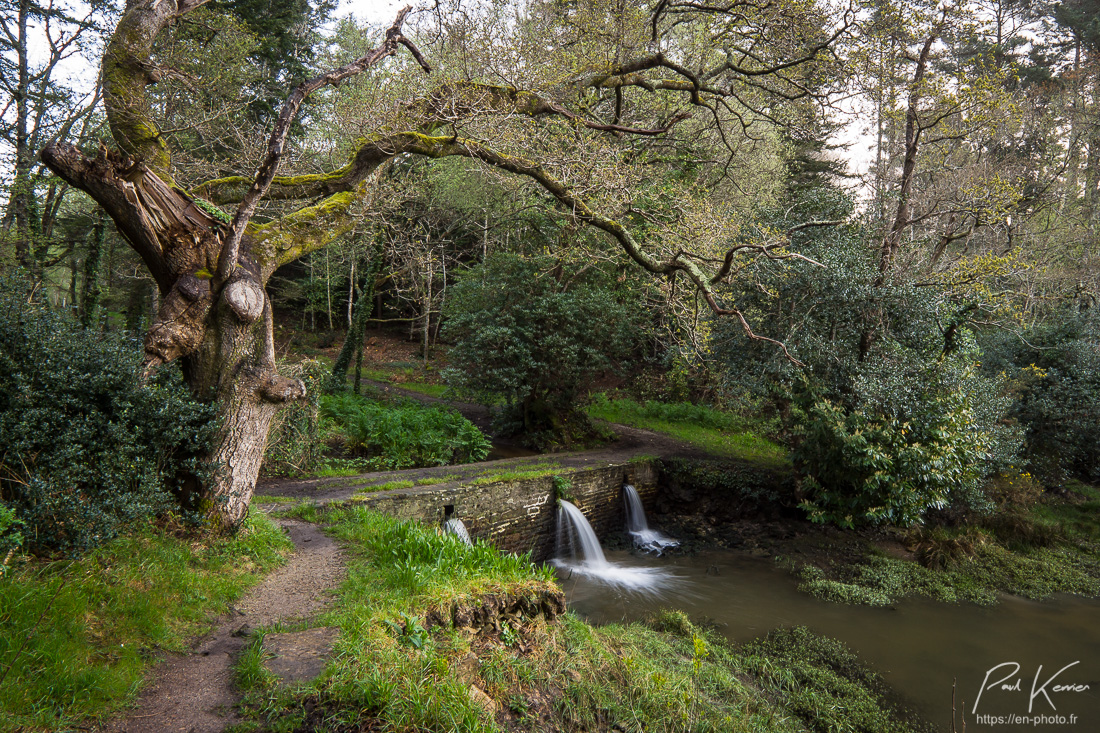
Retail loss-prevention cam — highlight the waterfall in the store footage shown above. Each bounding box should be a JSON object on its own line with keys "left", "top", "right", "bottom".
{"left": 623, "top": 485, "right": 679, "bottom": 555}
{"left": 556, "top": 500, "right": 609, "bottom": 567}
{"left": 553, "top": 499, "right": 672, "bottom": 592}
{"left": 442, "top": 517, "right": 473, "bottom": 546}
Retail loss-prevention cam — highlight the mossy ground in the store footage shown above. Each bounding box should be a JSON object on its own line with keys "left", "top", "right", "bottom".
{"left": 231, "top": 508, "right": 931, "bottom": 733}
{"left": 787, "top": 481, "right": 1100, "bottom": 607}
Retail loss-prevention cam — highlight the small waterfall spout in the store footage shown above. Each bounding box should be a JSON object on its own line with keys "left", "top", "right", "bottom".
{"left": 442, "top": 517, "right": 473, "bottom": 546}
{"left": 623, "top": 485, "right": 679, "bottom": 555}
{"left": 556, "top": 500, "right": 609, "bottom": 567}
{"left": 553, "top": 499, "right": 672, "bottom": 592}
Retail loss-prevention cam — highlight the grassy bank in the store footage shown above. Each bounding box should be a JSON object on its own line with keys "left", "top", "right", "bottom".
{"left": 0, "top": 513, "right": 292, "bottom": 731}
{"left": 790, "top": 482, "right": 1100, "bottom": 607}
{"left": 587, "top": 394, "right": 788, "bottom": 467}
{"left": 234, "top": 507, "right": 928, "bottom": 733}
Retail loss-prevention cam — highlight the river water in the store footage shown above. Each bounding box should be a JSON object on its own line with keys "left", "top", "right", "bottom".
{"left": 560, "top": 549, "right": 1100, "bottom": 732}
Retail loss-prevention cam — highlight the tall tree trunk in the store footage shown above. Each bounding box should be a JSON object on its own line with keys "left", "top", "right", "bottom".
{"left": 37, "top": 0, "right": 420, "bottom": 529}
{"left": 42, "top": 143, "right": 305, "bottom": 529}
{"left": 11, "top": 0, "right": 32, "bottom": 269}
{"left": 330, "top": 249, "right": 382, "bottom": 389}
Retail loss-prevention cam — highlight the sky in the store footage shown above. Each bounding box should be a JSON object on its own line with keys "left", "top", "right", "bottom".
{"left": 339, "top": 0, "right": 409, "bottom": 25}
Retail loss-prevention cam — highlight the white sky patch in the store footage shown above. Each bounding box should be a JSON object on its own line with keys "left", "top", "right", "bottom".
{"left": 338, "top": 0, "right": 408, "bottom": 25}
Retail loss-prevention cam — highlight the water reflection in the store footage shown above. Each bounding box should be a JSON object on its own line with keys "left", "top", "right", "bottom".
{"left": 560, "top": 549, "right": 1100, "bottom": 732}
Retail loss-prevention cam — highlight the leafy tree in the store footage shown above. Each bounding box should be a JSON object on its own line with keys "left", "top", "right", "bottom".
{"left": 0, "top": 0, "right": 114, "bottom": 279}
{"left": 212, "top": 0, "right": 335, "bottom": 125}
{"left": 443, "top": 255, "right": 640, "bottom": 448}
{"left": 716, "top": 190, "right": 1020, "bottom": 526}
{"left": 39, "top": 0, "right": 852, "bottom": 527}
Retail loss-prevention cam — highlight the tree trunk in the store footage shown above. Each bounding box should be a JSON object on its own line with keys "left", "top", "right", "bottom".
{"left": 11, "top": 0, "right": 32, "bottom": 269}
{"left": 42, "top": 142, "right": 305, "bottom": 528}
{"left": 331, "top": 250, "right": 382, "bottom": 389}
{"left": 36, "top": 0, "right": 417, "bottom": 530}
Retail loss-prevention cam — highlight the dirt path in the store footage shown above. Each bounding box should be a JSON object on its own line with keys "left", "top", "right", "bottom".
{"left": 108, "top": 517, "right": 345, "bottom": 733}
{"left": 109, "top": 383, "right": 700, "bottom": 732}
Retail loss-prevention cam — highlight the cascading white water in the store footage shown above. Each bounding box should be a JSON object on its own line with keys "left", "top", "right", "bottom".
{"left": 623, "top": 485, "right": 679, "bottom": 555}
{"left": 553, "top": 499, "right": 673, "bottom": 592}
{"left": 442, "top": 517, "right": 473, "bottom": 546}
{"left": 556, "top": 500, "right": 609, "bottom": 566}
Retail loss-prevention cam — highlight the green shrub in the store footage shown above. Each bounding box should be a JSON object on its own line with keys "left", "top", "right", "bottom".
{"left": 981, "top": 308, "right": 1100, "bottom": 484}
{"left": 0, "top": 281, "right": 216, "bottom": 554}
{"left": 320, "top": 393, "right": 490, "bottom": 470}
{"left": 793, "top": 387, "right": 991, "bottom": 528}
{"left": 442, "top": 254, "right": 641, "bottom": 447}
{"left": 716, "top": 195, "right": 1020, "bottom": 526}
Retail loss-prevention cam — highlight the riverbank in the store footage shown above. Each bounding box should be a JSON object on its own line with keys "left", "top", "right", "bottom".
{"left": 231, "top": 504, "right": 933, "bottom": 733}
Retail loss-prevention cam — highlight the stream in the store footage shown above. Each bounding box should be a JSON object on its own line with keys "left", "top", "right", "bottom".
{"left": 559, "top": 549, "right": 1100, "bottom": 732}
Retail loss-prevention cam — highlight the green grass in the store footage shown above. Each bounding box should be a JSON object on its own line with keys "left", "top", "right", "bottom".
{"left": 354, "top": 479, "right": 415, "bottom": 494}
{"left": 0, "top": 513, "right": 292, "bottom": 731}
{"left": 795, "top": 482, "right": 1100, "bottom": 607}
{"left": 252, "top": 494, "right": 301, "bottom": 505}
{"left": 587, "top": 394, "right": 789, "bottom": 467}
{"left": 232, "top": 509, "right": 924, "bottom": 733}
{"left": 360, "top": 367, "right": 450, "bottom": 398}
{"left": 739, "top": 626, "right": 930, "bottom": 733}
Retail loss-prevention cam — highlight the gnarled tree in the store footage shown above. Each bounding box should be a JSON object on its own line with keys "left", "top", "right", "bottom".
{"left": 42, "top": 0, "right": 850, "bottom": 528}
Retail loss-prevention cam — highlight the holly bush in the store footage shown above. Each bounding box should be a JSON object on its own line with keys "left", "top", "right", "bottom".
{"left": 0, "top": 279, "right": 216, "bottom": 554}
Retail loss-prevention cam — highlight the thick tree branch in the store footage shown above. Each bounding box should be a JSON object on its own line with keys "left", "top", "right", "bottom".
{"left": 245, "top": 130, "right": 803, "bottom": 363}
{"left": 101, "top": 0, "right": 209, "bottom": 178}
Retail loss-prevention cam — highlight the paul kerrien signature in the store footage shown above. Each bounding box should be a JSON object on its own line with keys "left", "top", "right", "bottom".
{"left": 972, "top": 662, "right": 1091, "bottom": 714}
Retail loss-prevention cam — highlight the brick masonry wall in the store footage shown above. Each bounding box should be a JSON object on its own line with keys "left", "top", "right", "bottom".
{"left": 353, "top": 460, "right": 658, "bottom": 561}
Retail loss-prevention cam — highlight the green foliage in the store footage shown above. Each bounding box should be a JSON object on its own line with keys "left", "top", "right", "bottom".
{"left": 739, "top": 627, "right": 930, "bottom": 733}
{"left": 442, "top": 254, "right": 641, "bottom": 447}
{"left": 793, "top": 385, "right": 991, "bottom": 528}
{"left": 320, "top": 393, "right": 490, "bottom": 470}
{"left": 0, "top": 513, "right": 291, "bottom": 731}
{"left": 552, "top": 475, "right": 575, "bottom": 504}
{"left": 717, "top": 192, "right": 1019, "bottom": 526}
{"left": 797, "top": 527, "right": 1100, "bottom": 608}
{"left": 0, "top": 282, "right": 216, "bottom": 554}
{"left": 384, "top": 613, "right": 429, "bottom": 650}
{"left": 210, "top": 0, "right": 334, "bottom": 124}
{"left": 980, "top": 308, "right": 1100, "bottom": 484}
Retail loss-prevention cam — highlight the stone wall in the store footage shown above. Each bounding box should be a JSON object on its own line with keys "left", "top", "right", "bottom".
{"left": 353, "top": 460, "right": 658, "bottom": 560}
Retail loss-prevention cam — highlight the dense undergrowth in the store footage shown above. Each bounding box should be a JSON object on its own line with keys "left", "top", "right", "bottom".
{"left": 0, "top": 513, "right": 291, "bottom": 731}
{"left": 0, "top": 283, "right": 217, "bottom": 554}
{"left": 320, "top": 393, "right": 491, "bottom": 473}
{"left": 263, "top": 388, "right": 491, "bottom": 478}
{"left": 232, "top": 507, "right": 929, "bottom": 733}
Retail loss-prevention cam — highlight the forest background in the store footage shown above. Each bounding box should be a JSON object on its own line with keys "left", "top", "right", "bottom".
{"left": 1, "top": 0, "right": 1099, "bottom": 544}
